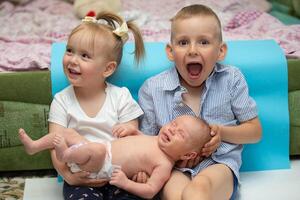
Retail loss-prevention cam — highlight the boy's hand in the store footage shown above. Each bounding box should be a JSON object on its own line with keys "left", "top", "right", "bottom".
{"left": 132, "top": 171, "right": 148, "bottom": 183}
{"left": 175, "top": 155, "right": 203, "bottom": 168}
{"left": 201, "top": 124, "right": 221, "bottom": 157}
{"left": 109, "top": 168, "right": 129, "bottom": 188}
{"left": 112, "top": 124, "right": 141, "bottom": 138}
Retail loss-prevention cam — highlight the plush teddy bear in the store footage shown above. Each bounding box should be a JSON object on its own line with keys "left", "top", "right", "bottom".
{"left": 73, "top": 0, "right": 121, "bottom": 18}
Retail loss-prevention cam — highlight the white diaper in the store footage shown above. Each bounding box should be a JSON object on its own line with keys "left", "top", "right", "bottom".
{"left": 67, "top": 141, "right": 121, "bottom": 179}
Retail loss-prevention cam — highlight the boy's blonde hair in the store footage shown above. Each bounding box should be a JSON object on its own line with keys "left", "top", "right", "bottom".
{"left": 68, "top": 11, "right": 145, "bottom": 65}
{"left": 170, "top": 4, "right": 223, "bottom": 42}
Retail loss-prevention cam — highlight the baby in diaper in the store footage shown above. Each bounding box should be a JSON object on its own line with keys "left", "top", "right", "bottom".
{"left": 19, "top": 115, "right": 211, "bottom": 199}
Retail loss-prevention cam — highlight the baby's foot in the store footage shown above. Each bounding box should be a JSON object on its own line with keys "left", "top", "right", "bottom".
{"left": 18, "top": 128, "right": 37, "bottom": 155}
{"left": 53, "top": 135, "right": 68, "bottom": 162}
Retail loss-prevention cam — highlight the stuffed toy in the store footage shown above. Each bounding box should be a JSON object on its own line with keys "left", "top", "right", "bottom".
{"left": 73, "top": 0, "right": 121, "bottom": 18}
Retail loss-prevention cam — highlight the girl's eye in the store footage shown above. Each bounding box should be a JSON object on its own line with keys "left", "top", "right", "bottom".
{"left": 178, "top": 40, "right": 188, "bottom": 46}
{"left": 199, "top": 40, "right": 209, "bottom": 45}
{"left": 81, "top": 53, "right": 90, "bottom": 59}
{"left": 66, "top": 48, "right": 73, "bottom": 54}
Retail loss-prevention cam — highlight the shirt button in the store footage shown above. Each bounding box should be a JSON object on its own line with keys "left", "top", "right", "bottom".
{"left": 178, "top": 102, "right": 184, "bottom": 107}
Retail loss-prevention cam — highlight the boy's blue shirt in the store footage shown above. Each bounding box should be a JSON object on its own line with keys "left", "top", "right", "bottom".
{"left": 138, "top": 63, "right": 258, "bottom": 181}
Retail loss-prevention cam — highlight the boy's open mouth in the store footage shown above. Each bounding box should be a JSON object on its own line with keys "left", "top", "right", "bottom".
{"left": 187, "top": 62, "right": 202, "bottom": 77}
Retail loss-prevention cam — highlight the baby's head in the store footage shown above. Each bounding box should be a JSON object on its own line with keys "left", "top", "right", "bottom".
{"left": 166, "top": 4, "right": 227, "bottom": 88}
{"left": 158, "top": 115, "right": 211, "bottom": 161}
{"left": 63, "top": 12, "right": 144, "bottom": 87}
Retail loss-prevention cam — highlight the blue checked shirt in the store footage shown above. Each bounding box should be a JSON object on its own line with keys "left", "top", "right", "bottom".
{"left": 138, "top": 63, "right": 258, "bottom": 181}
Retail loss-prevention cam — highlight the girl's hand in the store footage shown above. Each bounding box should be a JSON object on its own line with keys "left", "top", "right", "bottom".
{"left": 201, "top": 124, "right": 222, "bottom": 157}
{"left": 131, "top": 171, "right": 148, "bottom": 183}
{"left": 175, "top": 155, "right": 203, "bottom": 168}
{"left": 64, "top": 170, "right": 108, "bottom": 187}
{"left": 112, "top": 124, "right": 141, "bottom": 138}
{"left": 109, "top": 168, "right": 129, "bottom": 188}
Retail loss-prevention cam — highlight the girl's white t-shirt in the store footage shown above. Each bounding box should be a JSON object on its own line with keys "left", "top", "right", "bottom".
{"left": 48, "top": 83, "right": 143, "bottom": 142}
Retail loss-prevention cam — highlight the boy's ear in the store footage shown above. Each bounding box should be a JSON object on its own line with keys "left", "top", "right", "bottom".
{"left": 217, "top": 42, "right": 228, "bottom": 61}
{"left": 166, "top": 43, "right": 174, "bottom": 61}
{"left": 103, "top": 61, "right": 117, "bottom": 78}
{"left": 180, "top": 151, "right": 198, "bottom": 160}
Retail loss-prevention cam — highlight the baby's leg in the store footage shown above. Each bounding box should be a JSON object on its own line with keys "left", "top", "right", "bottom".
{"left": 19, "top": 128, "right": 55, "bottom": 155}
{"left": 60, "top": 128, "right": 89, "bottom": 147}
{"left": 53, "top": 134, "right": 69, "bottom": 161}
{"left": 61, "top": 142, "right": 107, "bottom": 173}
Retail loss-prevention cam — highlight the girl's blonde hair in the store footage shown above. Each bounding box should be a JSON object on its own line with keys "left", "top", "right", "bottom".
{"left": 68, "top": 11, "right": 145, "bottom": 65}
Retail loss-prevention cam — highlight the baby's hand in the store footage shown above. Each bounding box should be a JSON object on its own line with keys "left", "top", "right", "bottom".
{"left": 132, "top": 171, "right": 149, "bottom": 183}
{"left": 112, "top": 123, "right": 141, "bottom": 138}
{"left": 201, "top": 124, "right": 222, "bottom": 157}
{"left": 175, "top": 155, "right": 203, "bottom": 168}
{"left": 109, "top": 168, "right": 129, "bottom": 188}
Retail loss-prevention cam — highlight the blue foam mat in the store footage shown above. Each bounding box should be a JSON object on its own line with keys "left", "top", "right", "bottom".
{"left": 50, "top": 40, "right": 289, "bottom": 172}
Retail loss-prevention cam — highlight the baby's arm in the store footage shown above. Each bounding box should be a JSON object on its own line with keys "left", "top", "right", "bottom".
{"left": 110, "top": 164, "right": 172, "bottom": 199}
{"left": 112, "top": 119, "right": 143, "bottom": 138}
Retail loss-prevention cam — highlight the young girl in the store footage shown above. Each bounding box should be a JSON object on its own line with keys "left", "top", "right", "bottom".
{"left": 138, "top": 4, "right": 262, "bottom": 200}
{"left": 47, "top": 12, "right": 145, "bottom": 200}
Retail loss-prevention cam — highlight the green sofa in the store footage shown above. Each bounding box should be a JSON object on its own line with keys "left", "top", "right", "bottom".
{"left": 0, "top": 58, "right": 299, "bottom": 171}
{"left": 0, "top": 71, "right": 53, "bottom": 171}
{"left": 288, "top": 59, "right": 300, "bottom": 155}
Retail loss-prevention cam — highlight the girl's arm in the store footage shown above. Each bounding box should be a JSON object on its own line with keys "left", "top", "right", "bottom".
{"left": 49, "top": 122, "right": 108, "bottom": 187}
{"left": 112, "top": 119, "right": 143, "bottom": 138}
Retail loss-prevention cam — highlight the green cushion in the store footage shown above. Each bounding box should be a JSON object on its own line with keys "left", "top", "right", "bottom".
{"left": 0, "top": 146, "right": 52, "bottom": 171}
{"left": 289, "top": 91, "right": 300, "bottom": 126}
{"left": 0, "top": 101, "right": 49, "bottom": 147}
{"left": 0, "top": 71, "right": 51, "bottom": 104}
{"left": 0, "top": 71, "right": 53, "bottom": 171}
{"left": 288, "top": 59, "right": 300, "bottom": 92}
{"left": 290, "top": 126, "right": 300, "bottom": 155}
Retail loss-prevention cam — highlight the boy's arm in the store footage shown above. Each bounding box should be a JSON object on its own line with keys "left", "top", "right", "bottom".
{"left": 210, "top": 69, "right": 262, "bottom": 145}
{"left": 211, "top": 117, "right": 262, "bottom": 144}
{"left": 110, "top": 164, "right": 172, "bottom": 199}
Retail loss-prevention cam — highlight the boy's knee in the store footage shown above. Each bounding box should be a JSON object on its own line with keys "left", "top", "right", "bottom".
{"left": 182, "top": 175, "right": 212, "bottom": 200}
{"left": 160, "top": 186, "right": 181, "bottom": 200}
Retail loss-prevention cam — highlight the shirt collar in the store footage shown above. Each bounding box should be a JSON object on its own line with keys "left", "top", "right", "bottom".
{"left": 162, "top": 67, "right": 181, "bottom": 91}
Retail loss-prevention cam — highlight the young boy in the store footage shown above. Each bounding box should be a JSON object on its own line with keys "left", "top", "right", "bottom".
{"left": 19, "top": 115, "right": 211, "bottom": 199}
{"left": 138, "top": 4, "right": 262, "bottom": 200}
